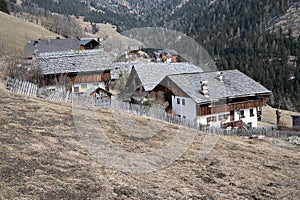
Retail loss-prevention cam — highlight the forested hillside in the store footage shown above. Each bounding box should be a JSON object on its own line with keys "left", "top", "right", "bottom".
{"left": 187, "top": 0, "right": 300, "bottom": 111}
{"left": 8, "top": 0, "right": 300, "bottom": 111}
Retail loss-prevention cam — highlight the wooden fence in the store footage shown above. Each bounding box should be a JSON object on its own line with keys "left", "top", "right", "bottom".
{"left": 45, "top": 90, "right": 72, "bottom": 103}
{"left": 4, "top": 77, "right": 38, "bottom": 97}
{"left": 4, "top": 77, "right": 300, "bottom": 139}
{"left": 73, "top": 96, "right": 300, "bottom": 139}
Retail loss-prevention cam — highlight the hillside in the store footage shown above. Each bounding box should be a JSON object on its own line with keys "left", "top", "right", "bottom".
{"left": 0, "top": 11, "right": 60, "bottom": 57}
{"left": 0, "top": 84, "right": 299, "bottom": 199}
{"left": 267, "top": 2, "right": 300, "bottom": 38}
{"left": 188, "top": 0, "right": 300, "bottom": 111}
{"left": 12, "top": 0, "right": 300, "bottom": 112}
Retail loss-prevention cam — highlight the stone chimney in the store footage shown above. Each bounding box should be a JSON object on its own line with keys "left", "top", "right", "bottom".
{"left": 200, "top": 81, "right": 209, "bottom": 97}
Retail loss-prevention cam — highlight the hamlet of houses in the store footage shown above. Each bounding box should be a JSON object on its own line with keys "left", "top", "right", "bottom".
{"left": 21, "top": 37, "right": 271, "bottom": 129}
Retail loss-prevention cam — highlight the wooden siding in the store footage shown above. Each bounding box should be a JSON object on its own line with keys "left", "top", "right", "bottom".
{"left": 158, "top": 78, "right": 190, "bottom": 98}
{"left": 69, "top": 71, "right": 110, "bottom": 83}
{"left": 126, "top": 67, "right": 143, "bottom": 91}
{"left": 200, "top": 100, "right": 265, "bottom": 116}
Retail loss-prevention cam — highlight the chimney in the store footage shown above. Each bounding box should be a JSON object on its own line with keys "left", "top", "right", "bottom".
{"left": 200, "top": 81, "right": 209, "bottom": 97}
{"left": 47, "top": 38, "right": 51, "bottom": 45}
{"left": 218, "top": 72, "right": 224, "bottom": 82}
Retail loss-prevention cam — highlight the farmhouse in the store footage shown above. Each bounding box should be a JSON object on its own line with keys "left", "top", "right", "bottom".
{"left": 156, "top": 70, "right": 271, "bottom": 128}
{"left": 32, "top": 49, "right": 111, "bottom": 94}
{"left": 126, "top": 62, "right": 203, "bottom": 95}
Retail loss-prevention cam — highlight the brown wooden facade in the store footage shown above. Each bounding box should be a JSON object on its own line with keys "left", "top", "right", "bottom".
{"left": 44, "top": 70, "right": 111, "bottom": 90}
{"left": 68, "top": 70, "right": 110, "bottom": 83}
{"left": 199, "top": 97, "right": 268, "bottom": 116}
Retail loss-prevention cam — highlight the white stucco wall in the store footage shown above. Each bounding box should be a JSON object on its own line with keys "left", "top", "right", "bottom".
{"left": 197, "top": 111, "right": 231, "bottom": 128}
{"left": 240, "top": 107, "right": 258, "bottom": 127}
{"left": 196, "top": 107, "right": 258, "bottom": 128}
{"left": 72, "top": 82, "right": 105, "bottom": 93}
{"left": 172, "top": 95, "right": 196, "bottom": 120}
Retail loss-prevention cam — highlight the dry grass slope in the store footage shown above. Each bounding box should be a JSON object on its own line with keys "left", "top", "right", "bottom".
{"left": 0, "top": 85, "right": 299, "bottom": 199}
{"left": 0, "top": 11, "right": 60, "bottom": 56}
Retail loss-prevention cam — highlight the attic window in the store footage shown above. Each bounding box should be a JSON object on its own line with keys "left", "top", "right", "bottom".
{"left": 177, "top": 98, "right": 180, "bottom": 104}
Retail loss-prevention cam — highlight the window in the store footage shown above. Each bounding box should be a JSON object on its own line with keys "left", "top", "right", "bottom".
{"left": 93, "top": 83, "right": 99, "bottom": 87}
{"left": 250, "top": 109, "right": 254, "bottom": 117}
{"left": 182, "top": 99, "right": 185, "bottom": 105}
{"left": 81, "top": 84, "right": 87, "bottom": 91}
{"left": 207, "top": 116, "right": 217, "bottom": 123}
{"left": 211, "top": 116, "right": 217, "bottom": 122}
{"left": 247, "top": 122, "right": 252, "bottom": 128}
{"left": 74, "top": 87, "right": 79, "bottom": 93}
{"left": 218, "top": 114, "right": 226, "bottom": 121}
{"left": 207, "top": 117, "right": 211, "bottom": 123}
{"left": 177, "top": 98, "right": 180, "bottom": 104}
{"left": 183, "top": 116, "right": 186, "bottom": 119}
{"left": 178, "top": 115, "right": 181, "bottom": 118}
{"left": 240, "top": 110, "right": 245, "bottom": 118}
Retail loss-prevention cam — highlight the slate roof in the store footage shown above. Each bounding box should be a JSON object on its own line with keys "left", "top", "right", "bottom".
{"left": 132, "top": 62, "right": 203, "bottom": 91}
{"left": 79, "top": 38, "right": 99, "bottom": 46}
{"left": 33, "top": 49, "right": 111, "bottom": 75}
{"left": 25, "top": 38, "right": 80, "bottom": 55}
{"left": 165, "top": 70, "right": 271, "bottom": 104}
{"left": 110, "top": 61, "right": 143, "bottom": 79}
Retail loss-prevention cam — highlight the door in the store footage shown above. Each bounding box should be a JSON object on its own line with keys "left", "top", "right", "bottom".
{"left": 230, "top": 110, "right": 234, "bottom": 121}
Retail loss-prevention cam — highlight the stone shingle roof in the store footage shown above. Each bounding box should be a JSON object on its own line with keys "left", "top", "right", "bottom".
{"left": 133, "top": 62, "right": 203, "bottom": 91}
{"left": 25, "top": 38, "right": 80, "bottom": 55}
{"left": 33, "top": 49, "right": 111, "bottom": 75}
{"left": 165, "top": 70, "right": 271, "bottom": 104}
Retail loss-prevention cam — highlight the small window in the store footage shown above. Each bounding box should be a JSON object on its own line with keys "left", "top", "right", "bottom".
{"left": 218, "top": 114, "right": 225, "bottom": 121}
{"left": 93, "top": 83, "right": 98, "bottom": 87}
{"left": 183, "top": 116, "right": 186, "bottom": 119}
{"left": 211, "top": 116, "right": 217, "bottom": 122}
{"left": 250, "top": 109, "right": 254, "bottom": 117}
{"left": 81, "top": 84, "right": 87, "bottom": 91}
{"left": 240, "top": 110, "right": 245, "bottom": 118}
{"left": 247, "top": 122, "right": 252, "bottom": 128}
{"left": 182, "top": 99, "right": 185, "bottom": 105}
{"left": 177, "top": 98, "right": 180, "bottom": 104}
{"left": 74, "top": 87, "right": 79, "bottom": 93}
{"left": 178, "top": 115, "right": 181, "bottom": 118}
{"left": 207, "top": 117, "right": 211, "bottom": 123}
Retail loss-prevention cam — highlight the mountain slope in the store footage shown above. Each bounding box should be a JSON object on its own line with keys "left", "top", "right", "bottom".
{"left": 267, "top": 2, "right": 300, "bottom": 37}
{"left": 187, "top": 0, "right": 300, "bottom": 111}
{"left": 0, "top": 11, "right": 60, "bottom": 56}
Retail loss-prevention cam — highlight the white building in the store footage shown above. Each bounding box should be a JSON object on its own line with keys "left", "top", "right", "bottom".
{"left": 158, "top": 70, "right": 271, "bottom": 129}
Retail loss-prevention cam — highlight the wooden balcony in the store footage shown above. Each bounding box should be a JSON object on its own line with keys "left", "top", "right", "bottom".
{"left": 200, "top": 100, "right": 265, "bottom": 116}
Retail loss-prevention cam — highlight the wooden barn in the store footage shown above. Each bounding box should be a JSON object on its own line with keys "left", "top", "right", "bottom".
{"left": 32, "top": 49, "right": 112, "bottom": 94}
